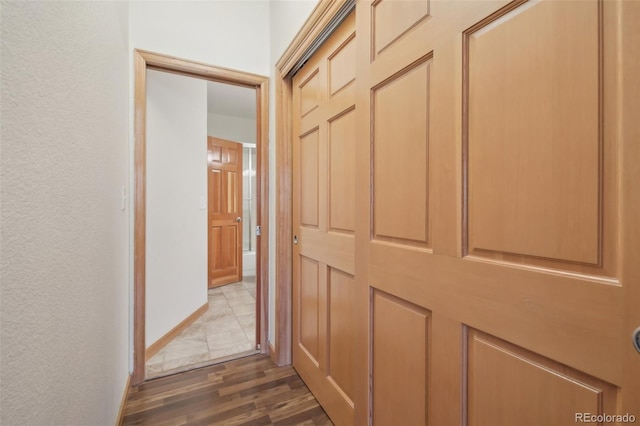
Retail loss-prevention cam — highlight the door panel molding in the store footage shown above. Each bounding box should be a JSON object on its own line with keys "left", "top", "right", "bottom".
{"left": 133, "top": 50, "right": 269, "bottom": 385}
{"left": 466, "top": 328, "right": 618, "bottom": 425}
{"left": 463, "top": 0, "right": 608, "bottom": 270}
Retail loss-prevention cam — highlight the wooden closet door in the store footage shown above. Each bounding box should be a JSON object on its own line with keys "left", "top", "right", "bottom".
{"left": 353, "top": 0, "right": 640, "bottom": 425}
{"left": 292, "top": 12, "right": 357, "bottom": 426}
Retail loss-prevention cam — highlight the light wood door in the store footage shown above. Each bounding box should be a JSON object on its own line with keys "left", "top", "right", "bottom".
{"left": 208, "top": 137, "right": 243, "bottom": 288}
{"left": 292, "top": 11, "right": 357, "bottom": 426}
{"left": 351, "top": 0, "right": 640, "bottom": 425}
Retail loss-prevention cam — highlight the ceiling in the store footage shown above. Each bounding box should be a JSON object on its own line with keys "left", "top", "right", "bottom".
{"left": 206, "top": 81, "right": 256, "bottom": 119}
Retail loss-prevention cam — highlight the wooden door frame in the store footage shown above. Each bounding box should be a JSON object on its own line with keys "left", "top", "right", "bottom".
{"left": 133, "top": 49, "right": 269, "bottom": 385}
{"left": 273, "top": 0, "right": 354, "bottom": 366}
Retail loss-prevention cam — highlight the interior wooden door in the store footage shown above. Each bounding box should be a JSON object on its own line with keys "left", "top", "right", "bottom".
{"left": 208, "top": 136, "right": 243, "bottom": 288}
{"left": 292, "top": 12, "right": 357, "bottom": 426}
{"left": 350, "top": 0, "right": 639, "bottom": 425}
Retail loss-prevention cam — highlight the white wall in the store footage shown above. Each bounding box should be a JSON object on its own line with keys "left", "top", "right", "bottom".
{"left": 268, "top": 0, "right": 319, "bottom": 346}
{"left": 0, "top": 2, "right": 130, "bottom": 424}
{"left": 146, "top": 69, "right": 208, "bottom": 346}
{"left": 130, "top": 1, "right": 270, "bottom": 75}
{"left": 207, "top": 113, "right": 256, "bottom": 145}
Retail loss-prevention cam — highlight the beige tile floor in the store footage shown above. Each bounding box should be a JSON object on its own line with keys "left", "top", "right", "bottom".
{"left": 145, "top": 277, "right": 257, "bottom": 379}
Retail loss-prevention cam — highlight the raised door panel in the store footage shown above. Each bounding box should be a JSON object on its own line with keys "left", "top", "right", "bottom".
{"left": 328, "top": 268, "right": 356, "bottom": 404}
{"left": 329, "top": 34, "right": 356, "bottom": 96}
{"left": 209, "top": 170, "right": 221, "bottom": 214}
{"left": 372, "top": 290, "right": 430, "bottom": 426}
{"left": 209, "top": 226, "right": 222, "bottom": 271}
{"left": 210, "top": 144, "right": 222, "bottom": 162}
{"left": 329, "top": 108, "right": 356, "bottom": 234}
{"left": 372, "top": 0, "right": 430, "bottom": 58}
{"left": 299, "top": 256, "right": 320, "bottom": 363}
{"left": 468, "top": 330, "right": 618, "bottom": 426}
{"left": 209, "top": 226, "right": 239, "bottom": 283}
{"left": 300, "top": 70, "right": 321, "bottom": 118}
{"left": 467, "top": 0, "right": 601, "bottom": 266}
{"left": 300, "top": 129, "right": 320, "bottom": 228}
{"left": 225, "top": 170, "right": 239, "bottom": 216}
{"left": 372, "top": 59, "right": 431, "bottom": 247}
{"left": 223, "top": 145, "right": 238, "bottom": 165}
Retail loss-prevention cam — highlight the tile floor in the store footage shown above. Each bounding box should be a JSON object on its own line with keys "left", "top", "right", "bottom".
{"left": 145, "top": 277, "right": 258, "bottom": 379}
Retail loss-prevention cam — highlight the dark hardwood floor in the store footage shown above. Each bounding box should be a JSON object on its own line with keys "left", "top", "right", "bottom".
{"left": 122, "top": 354, "right": 333, "bottom": 425}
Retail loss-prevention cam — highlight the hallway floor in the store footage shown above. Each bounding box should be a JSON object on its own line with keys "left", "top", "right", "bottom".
{"left": 124, "top": 355, "right": 333, "bottom": 425}
{"left": 146, "top": 277, "right": 258, "bottom": 379}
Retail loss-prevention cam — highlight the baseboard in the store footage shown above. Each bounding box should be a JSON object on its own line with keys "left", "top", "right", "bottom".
{"left": 115, "top": 374, "right": 131, "bottom": 426}
{"left": 145, "top": 302, "right": 208, "bottom": 361}
{"left": 268, "top": 341, "right": 277, "bottom": 364}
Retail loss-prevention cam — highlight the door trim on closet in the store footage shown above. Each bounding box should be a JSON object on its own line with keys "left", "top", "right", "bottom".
{"left": 132, "top": 49, "right": 269, "bottom": 385}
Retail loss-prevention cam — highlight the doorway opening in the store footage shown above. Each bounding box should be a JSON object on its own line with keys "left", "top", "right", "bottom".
{"left": 143, "top": 76, "right": 260, "bottom": 379}
{"left": 133, "top": 50, "right": 269, "bottom": 385}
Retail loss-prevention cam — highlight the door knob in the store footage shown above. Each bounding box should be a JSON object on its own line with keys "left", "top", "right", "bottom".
{"left": 633, "top": 326, "right": 640, "bottom": 353}
{"left": 235, "top": 217, "right": 242, "bottom": 223}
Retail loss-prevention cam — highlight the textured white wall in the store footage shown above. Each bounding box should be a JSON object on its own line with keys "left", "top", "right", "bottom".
{"left": 146, "top": 70, "right": 208, "bottom": 346}
{"left": 268, "top": 0, "right": 319, "bottom": 346}
{"left": 0, "top": 2, "right": 130, "bottom": 425}
{"left": 207, "top": 113, "right": 256, "bottom": 146}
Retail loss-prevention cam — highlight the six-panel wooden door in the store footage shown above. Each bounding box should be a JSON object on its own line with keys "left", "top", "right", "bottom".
{"left": 208, "top": 137, "right": 243, "bottom": 288}
{"left": 292, "top": 0, "right": 639, "bottom": 425}
{"left": 353, "top": 0, "right": 639, "bottom": 425}
{"left": 292, "top": 11, "right": 357, "bottom": 426}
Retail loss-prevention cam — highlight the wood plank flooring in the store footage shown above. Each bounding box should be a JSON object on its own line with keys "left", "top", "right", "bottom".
{"left": 122, "top": 355, "right": 333, "bottom": 425}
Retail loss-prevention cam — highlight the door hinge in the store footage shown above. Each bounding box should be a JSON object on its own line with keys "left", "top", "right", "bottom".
{"left": 256, "top": 225, "right": 262, "bottom": 236}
